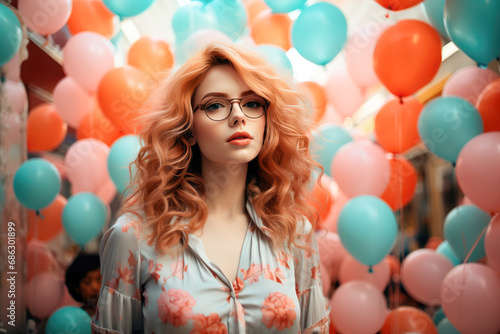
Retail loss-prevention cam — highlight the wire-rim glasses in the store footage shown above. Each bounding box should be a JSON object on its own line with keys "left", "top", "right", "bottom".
{"left": 193, "top": 94, "right": 269, "bottom": 121}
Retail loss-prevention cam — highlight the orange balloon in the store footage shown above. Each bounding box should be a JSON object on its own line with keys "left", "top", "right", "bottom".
{"left": 308, "top": 177, "right": 334, "bottom": 227}
{"left": 245, "top": 0, "right": 269, "bottom": 25}
{"left": 373, "top": 0, "right": 424, "bottom": 11}
{"left": 476, "top": 78, "right": 500, "bottom": 132}
{"left": 27, "top": 104, "right": 67, "bottom": 152}
{"left": 77, "top": 103, "right": 124, "bottom": 147}
{"left": 97, "top": 66, "right": 152, "bottom": 134}
{"left": 127, "top": 36, "right": 174, "bottom": 76}
{"left": 381, "top": 307, "right": 438, "bottom": 334}
{"left": 67, "top": 0, "right": 119, "bottom": 39}
{"left": 374, "top": 97, "right": 423, "bottom": 153}
{"left": 385, "top": 254, "right": 401, "bottom": 277}
{"left": 373, "top": 20, "right": 442, "bottom": 97}
{"left": 299, "top": 81, "right": 327, "bottom": 124}
{"left": 380, "top": 157, "right": 417, "bottom": 210}
{"left": 250, "top": 10, "right": 292, "bottom": 50}
{"left": 27, "top": 194, "right": 67, "bottom": 242}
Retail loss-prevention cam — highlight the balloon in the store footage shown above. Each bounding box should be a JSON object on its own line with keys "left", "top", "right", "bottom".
{"left": 400, "top": 249, "right": 454, "bottom": 305}
{"left": 108, "top": 135, "right": 142, "bottom": 195}
{"left": 46, "top": 307, "right": 91, "bottom": 334}
{"left": 309, "top": 125, "right": 353, "bottom": 177}
{"left": 374, "top": 97, "right": 423, "bottom": 154}
{"left": 291, "top": 2, "right": 347, "bottom": 65}
{"left": 316, "top": 231, "right": 348, "bottom": 283}
{"left": 339, "top": 254, "right": 391, "bottom": 291}
{"left": 13, "top": 158, "right": 61, "bottom": 211}
{"left": 27, "top": 195, "right": 67, "bottom": 242}
{"left": 62, "top": 192, "right": 107, "bottom": 246}
{"left": 380, "top": 156, "right": 417, "bottom": 210}
{"left": 27, "top": 103, "right": 68, "bottom": 152}
{"left": 331, "top": 140, "right": 390, "bottom": 198}
{"left": 77, "top": 103, "right": 123, "bottom": 147}
{"left": 441, "top": 263, "right": 500, "bottom": 334}
{"left": 298, "top": 81, "right": 327, "bottom": 124}
{"left": 444, "top": 0, "right": 500, "bottom": 68}
{"left": 321, "top": 189, "right": 349, "bottom": 234}
{"left": 330, "top": 281, "right": 387, "bottom": 334}
{"left": 103, "top": 0, "right": 154, "bottom": 17}
{"left": 476, "top": 78, "right": 500, "bottom": 132}
{"left": 128, "top": 35, "right": 174, "bottom": 76}
{"left": 27, "top": 273, "right": 64, "bottom": 319}
{"left": 255, "top": 44, "right": 293, "bottom": 77}
{"left": 53, "top": 77, "right": 95, "bottom": 128}
{"left": 18, "top": 0, "right": 72, "bottom": 35}
{"left": 442, "top": 66, "right": 499, "bottom": 106}
{"left": 338, "top": 195, "right": 398, "bottom": 266}
{"left": 444, "top": 205, "right": 490, "bottom": 262}
{"left": 373, "top": 0, "right": 423, "bottom": 11}
{"left": 210, "top": 0, "right": 247, "bottom": 41}
{"left": 26, "top": 241, "right": 59, "bottom": 281}
{"left": 308, "top": 175, "right": 334, "bottom": 224}
{"left": 0, "top": 4, "right": 22, "bottom": 67}
{"left": 264, "top": 0, "right": 306, "bottom": 13}
{"left": 67, "top": 0, "right": 119, "bottom": 39}
{"left": 177, "top": 29, "right": 231, "bottom": 64}
{"left": 373, "top": 20, "right": 442, "bottom": 97}
{"left": 421, "top": 0, "right": 449, "bottom": 38}
{"left": 485, "top": 214, "right": 500, "bottom": 275}
{"left": 436, "top": 241, "right": 461, "bottom": 266}
{"left": 455, "top": 132, "right": 500, "bottom": 213}
{"left": 325, "top": 65, "right": 365, "bottom": 118}
{"left": 251, "top": 10, "right": 292, "bottom": 50}
{"left": 437, "top": 318, "right": 461, "bottom": 334}
{"left": 4, "top": 79, "right": 28, "bottom": 114}
{"left": 381, "top": 307, "right": 438, "bottom": 334}
{"left": 417, "top": 97, "right": 484, "bottom": 163}
{"left": 245, "top": 0, "right": 268, "bottom": 25}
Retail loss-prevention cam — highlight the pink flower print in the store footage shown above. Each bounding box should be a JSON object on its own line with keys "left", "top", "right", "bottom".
{"left": 143, "top": 289, "right": 149, "bottom": 307}
{"left": 128, "top": 251, "right": 137, "bottom": 268}
{"left": 277, "top": 251, "right": 291, "bottom": 269}
{"left": 264, "top": 266, "right": 286, "bottom": 284}
{"left": 230, "top": 300, "right": 246, "bottom": 326}
{"left": 158, "top": 288, "right": 196, "bottom": 326}
{"left": 232, "top": 277, "right": 244, "bottom": 297}
{"left": 171, "top": 260, "right": 188, "bottom": 280}
{"left": 116, "top": 263, "right": 135, "bottom": 287}
{"left": 311, "top": 266, "right": 319, "bottom": 280}
{"left": 122, "top": 220, "right": 135, "bottom": 233}
{"left": 240, "top": 263, "right": 264, "bottom": 284}
{"left": 261, "top": 292, "right": 297, "bottom": 330}
{"left": 148, "top": 260, "right": 163, "bottom": 283}
{"left": 190, "top": 313, "right": 228, "bottom": 334}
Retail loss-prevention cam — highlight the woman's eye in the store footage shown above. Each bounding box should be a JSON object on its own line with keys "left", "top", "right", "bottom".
{"left": 244, "top": 101, "right": 261, "bottom": 109}
{"left": 205, "top": 102, "right": 225, "bottom": 111}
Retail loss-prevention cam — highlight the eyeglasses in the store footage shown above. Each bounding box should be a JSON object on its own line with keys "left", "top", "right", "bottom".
{"left": 193, "top": 95, "right": 269, "bottom": 121}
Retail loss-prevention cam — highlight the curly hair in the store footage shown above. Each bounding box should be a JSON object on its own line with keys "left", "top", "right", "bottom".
{"left": 123, "top": 42, "right": 322, "bottom": 255}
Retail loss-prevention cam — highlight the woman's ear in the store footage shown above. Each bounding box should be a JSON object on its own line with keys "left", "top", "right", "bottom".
{"left": 188, "top": 136, "right": 196, "bottom": 146}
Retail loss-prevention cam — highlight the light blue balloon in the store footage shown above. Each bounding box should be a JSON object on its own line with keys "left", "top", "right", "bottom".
{"left": 418, "top": 97, "right": 483, "bottom": 163}
{"left": 437, "top": 318, "right": 461, "bottom": 334}
{"left": 338, "top": 195, "right": 398, "bottom": 266}
{"left": 433, "top": 307, "right": 446, "bottom": 326}
{"left": 443, "top": 205, "right": 490, "bottom": 262}
{"left": 108, "top": 135, "right": 141, "bottom": 195}
{"left": 264, "top": 0, "right": 307, "bottom": 13}
{"left": 255, "top": 44, "right": 293, "bottom": 77}
{"left": 13, "top": 158, "right": 61, "bottom": 211}
{"left": 310, "top": 125, "right": 353, "bottom": 176}
{"left": 172, "top": 2, "right": 219, "bottom": 44}
{"left": 46, "top": 306, "right": 91, "bottom": 334}
{"left": 421, "top": 0, "right": 449, "bottom": 39}
{"left": 444, "top": 0, "right": 500, "bottom": 68}
{"left": 62, "top": 193, "right": 107, "bottom": 247}
{"left": 436, "top": 240, "right": 461, "bottom": 266}
{"left": 210, "top": 0, "right": 247, "bottom": 41}
{"left": 291, "top": 2, "right": 347, "bottom": 65}
{"left": 0, "top": 4, "right": 22, "bottom": 67}
{"left": 103, "top": 0, "right": 155, "bottom": 17}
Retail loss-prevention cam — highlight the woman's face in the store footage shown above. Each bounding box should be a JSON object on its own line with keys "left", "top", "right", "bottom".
{"left": 191, "top": 65, "right": 266, "bottom": 167}
{"left": 77, "top": 268, "right": 101, "bottom": 306}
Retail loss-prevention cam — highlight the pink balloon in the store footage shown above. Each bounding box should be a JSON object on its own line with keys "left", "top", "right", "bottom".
{"left": 73, "top": 176, "right": 117, "bottom": 204}
{"left": 331, "top": 281, "right": 387, "bottom": 334}
{"left": 339, "top": 254, "right": 391, "bottom": 291}
{"left": 345, "top": 22, "right": 385, "bottom": 89}
{"left": 331, "top": 140, "right": 390, "bottom": 198}
{"left": 319, "top": 105, "right": 343, "bottom": 126}
{"left": 325, "top": 65, "right": 366, "bottom": 118}
{"left": 18, "top": 0, "right": 72, "bottom": 35}
{"left": 26, "top": 272, "right": 64, "bottom": 319}
{"left": 4, "top": 79, "right": 27, "bottom": 114}
{"left": 63, "top": 32, "right": 115, "bottom": 93}
{"left": 58, "top": 284, "right": 82, "bottom": 308}
{"left": 441, "top": 263, "right": 500, "bottom": 334}
{"left": 401, "top": 249, "right": 453, "bottom": 306}
{"left": 319, "top": 263, "right": 332, "bottom": 296}
{"left": 53, "top": 77, "right": 95, "bottom": 128}
{"left": 4, "top": 53, "right": 21, "bottom": 82}
{"left": 456, "top": 132, "right": 500, "bottom": 213}
{"left": 316, "top": 231, "right": 348, "bottom": 282}
{"left": 27, "top": 240, "right": 59, "bottom": 281}
{"left": 442, "top": 66, "right": 500, "bottom": 106}
{"left": 485, "top": 214, "right": 500, "bottom": 275}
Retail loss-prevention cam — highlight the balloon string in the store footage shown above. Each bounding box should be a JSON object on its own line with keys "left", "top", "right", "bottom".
{"left": 463, "top": 225, "right": 488, "bottom": 264}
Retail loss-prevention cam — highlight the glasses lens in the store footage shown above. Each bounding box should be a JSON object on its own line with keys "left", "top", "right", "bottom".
{"left": 204, "top": 98, "right": 232, "bottom": 120}
{"left": 241, "top": 95, "right": 266, "bottom": 118}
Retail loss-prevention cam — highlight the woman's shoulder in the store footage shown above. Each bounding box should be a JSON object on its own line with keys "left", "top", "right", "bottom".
{"left": 103, "top": 211, "right": 148, "bottom": 246}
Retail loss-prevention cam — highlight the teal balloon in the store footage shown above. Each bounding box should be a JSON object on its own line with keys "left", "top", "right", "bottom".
{"left": 310, "top": 125, "right": 353, "bottom": 176}
{"left": 421, "top": 0, "right": 449, "bottom": 39}
{"left": 46, "top": 306, "right": 91, "bottom": 334}
{"left": 437, "top": 318, "right": 461, "bottom": 334}
{"left": 255, "top": 44, "right": 293, "bottom": 77}
{"left": 62, "top": 192, "right": 107, "bottom": 246}
{"left": 444, "top": 0, "right": 500, "bottom": 67}
{"left": 433, "top": 307, "right": 446, "bottom": 326}
{"left": 418, "top": 97, "right": 483, "bottom": 163}
{"left": 108, "top": 135, "right": 141, "bottom": 195}
{"left": 211, "top": 0, "right": 247, "bottom": 41}
{"left": 338, "top": 195, "right": 398, "bottom": 266}
{"left": 291, "top": 2, "right": 347, "bottom": 65}
{"left": 0, "top": 4, "right": 22, "bottom": 67}
{"left": 443, "top": 205, "right": 490, "bottom": 262}
{"left": 436, "top": 240, "right": 461, "bottom": 266}
{"left": 264, "top": 0, "right": 307, "bottom": 13}
{"left": 13, "top": 158, "right": 61, "bottom": 210}
{"left": 103, "top": 0, "right": 155, "bottom": 17}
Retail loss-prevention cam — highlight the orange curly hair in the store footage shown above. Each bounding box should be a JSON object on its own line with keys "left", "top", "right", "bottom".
{"left": 123, "top": 42, "right": 322, "bottom": 255}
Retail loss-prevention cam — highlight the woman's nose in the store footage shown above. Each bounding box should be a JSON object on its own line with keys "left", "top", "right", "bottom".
{"left": 229, "top": 102, "right": 246, "bottom": 126}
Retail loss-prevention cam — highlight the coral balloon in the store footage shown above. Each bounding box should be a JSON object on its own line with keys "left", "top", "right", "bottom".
{"left": 53, "top": 76, "right": 94, "bottom": 128}
{"left": 27, "top": 194, "right": 67, "bottom": 242}
{"left": 339, "top": 254, "right": 391, "bottom": 291}
{"left": 374, "top": 97, "right": 423, "bottom": 154}
{"left": 373, "top": 0, "right": 423, "bottom": 11}
{"left": 27, "top": 273, "right": 64, "bottom": 319}
{"left": 67, "top": 0, "right": 119, "bottom": 39}
{"left": 485, "top": 214, "right": 500, "bottom": 275}
{"left": 373, "top": 20, "right": 442, "bottom": 97}
{"left": 128, "top": 35, "right": 174, "bottom": 76}
{"left": 18, "top": 0, "right": 72, "bottom": 35}
{"left": 442, "top": 66, "right": 499, "bottom": 106}
{"left": 316, "top": 231, "right": 348, "bottom": 283}
{"left": 476, "top": 78, "right": 500, "bottom": 132}
{"left": 26, "top": 241, "right": 59, "bottom": 281}
{"left": 77, "top": 104, "right": 124, "bottom": 147}
{"left": 381, "top": 307, "right": 437, "bottom": 334}
{"left": 308, "top": 175, "right": 334, "bottom": 224}
{"left": 250, "top": 10, "right": 292, "bottom": 50}
{"left": 27, "top": 104, "right": 67, "bottom": 152}
{"left": 380, "top": 156, "right": 417, "bottom": 210}
{"left": 299, "top": 81, "right": 327, "bottom": 124}
{"left": 245, "top": 0, "right": 268, "bottom": 25}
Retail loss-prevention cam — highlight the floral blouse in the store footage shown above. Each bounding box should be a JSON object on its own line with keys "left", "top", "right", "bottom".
{"left": 90, "top": 200, "right": 330, "bottom": 334}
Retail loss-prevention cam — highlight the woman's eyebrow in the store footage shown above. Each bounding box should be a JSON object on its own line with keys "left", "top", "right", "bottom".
{"left": 200, "top": 90, "right": 256, "bottom": 100}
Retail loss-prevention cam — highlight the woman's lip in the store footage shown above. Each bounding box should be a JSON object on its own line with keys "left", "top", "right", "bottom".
{"left": 228, "top": 138, "right": 252, "bottom": 146}
{"left": 227, "top": 132, "right": 252, "bottom": 142}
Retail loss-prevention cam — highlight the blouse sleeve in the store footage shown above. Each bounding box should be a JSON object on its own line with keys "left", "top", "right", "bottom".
{"left": 91, "top": 214, "right": 144, "bottom": 334}
{"left": 293, "top": 220, "right": 331, "bottom": 334}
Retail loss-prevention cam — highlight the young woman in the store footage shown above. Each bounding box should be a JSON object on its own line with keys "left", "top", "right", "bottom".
{"left": 91, "top": 42, "right": 330, "bottom": 334}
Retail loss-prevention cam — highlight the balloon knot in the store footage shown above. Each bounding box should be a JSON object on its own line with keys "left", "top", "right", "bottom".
{"left": 399, "top": 96, "right": 404, "bottom": 104}
{"left": 35, "top": 210, "right": 45, "bottom": 219}
{"left": 368, "top": 266, "right": 374, "bottom": 273}
{"left": 452, "top": 162, "right": 456, "bottom": 168}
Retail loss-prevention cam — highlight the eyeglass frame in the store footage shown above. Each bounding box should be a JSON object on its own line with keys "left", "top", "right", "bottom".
{"left": 192, "top": 95, "right": 269, "bottom": 121}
